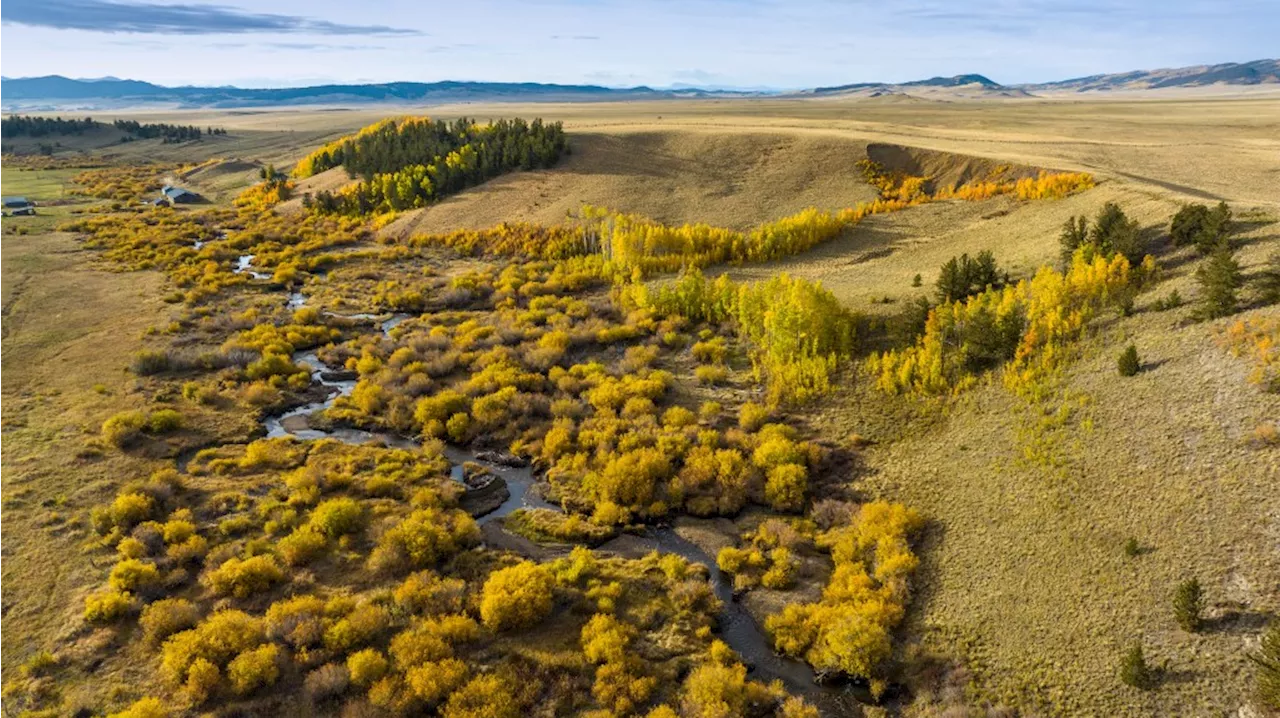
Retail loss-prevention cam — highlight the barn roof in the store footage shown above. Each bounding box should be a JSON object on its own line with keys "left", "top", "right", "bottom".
{"left": 162, "top": 186, "right": 197, "bottom": 199}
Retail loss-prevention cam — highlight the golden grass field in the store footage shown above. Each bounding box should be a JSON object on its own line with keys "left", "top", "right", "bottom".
{"left": 3, "top": 92, "right": 1278, "bottom": 717}
{"left": 1, "top": 230, "right": 175, "bottom": 708}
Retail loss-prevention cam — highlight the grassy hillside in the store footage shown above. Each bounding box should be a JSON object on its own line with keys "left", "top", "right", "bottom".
{"left": 809, "top": 221, "right": 1279, "bottom": 715}
{"left": 381, "top": 130, "right": 882, "bottom": 235}
{"left": 717, "top": 182, "right": 1172, "bottom": 309}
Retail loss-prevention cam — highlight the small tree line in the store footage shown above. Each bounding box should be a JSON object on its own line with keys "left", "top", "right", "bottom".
{"left": 1, "top": 115, "right": 98, "bottom": 138}
{"left": 112, "top": 120, "right": 223, "bottom": 142}
{"left": 299, "top": 117, "right": 568, "bottom": 215}
{"left": 0, "top": 115, "right": 225, "bottom": 143}
{"left": 1061, "top": 200, "right": 1276, "bottom": 321}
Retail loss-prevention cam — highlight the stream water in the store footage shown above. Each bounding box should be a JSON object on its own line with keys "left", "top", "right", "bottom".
{"left": 255, "top": 290, "right": 867, "bottom": 714}
{"left": 234, "top": 254, "right": 271, "bottom": 280}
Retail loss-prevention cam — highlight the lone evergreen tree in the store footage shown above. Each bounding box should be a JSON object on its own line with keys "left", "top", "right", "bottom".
{"left": 1195, "top": 201, "right": 1233, "bottom": 255}
{"left": 1117, "top": 345, "right": 1140, "bottom": 377}
{"left": 1173, "top": 578, "right": 1204, "bottom": 632}
{"left": 1060, "top": 215, "right": 1088, "bottom": 266}
{"left": 936, "top": 256, "right": 964, "bottom": 303}
{"left": 1252, "top": 620, "right": 1280, "bottom": 709}
{"left": 1170, "top": 203, "right": 1210, "bottom": 247}
{"left": 1120, "top": 643, "right": 1155, "bottom": 689}
{"left": 1257, "top": 252, "right": 1280, "bottom": 306}
{"left": 1091, "top": 203, "right": 1125, "bottom": 249}
{"left": 1195, "top": 244, "right": 1243, "bottom": 318}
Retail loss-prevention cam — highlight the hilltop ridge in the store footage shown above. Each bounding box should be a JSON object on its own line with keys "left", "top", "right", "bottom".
{"left": 1022, "top": 58, "right": 1280, "bottom": 92}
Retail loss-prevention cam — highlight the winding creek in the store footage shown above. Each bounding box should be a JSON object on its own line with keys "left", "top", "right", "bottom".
{"left": 253, "top": 288, "right": 869, "bottom": 714}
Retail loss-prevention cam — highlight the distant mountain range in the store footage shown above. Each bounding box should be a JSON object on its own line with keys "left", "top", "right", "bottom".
{"left": 806, "top": 73, "right": 1034, "bottom": 99}
{"left": 0, "top": 76, "right": 702, "bottom": 110}
{"left": 1017, "top": 58, "right": 1280, "bottom": 92}
{"left": 3, "top": 59, "right": 1276, "bottom": 110}
{"left": 804, "top": 60, "right": 1279, "bottom": 99}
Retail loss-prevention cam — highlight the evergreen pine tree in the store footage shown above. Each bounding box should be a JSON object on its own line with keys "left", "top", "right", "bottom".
{"left": 1170, "top": 203, "right": 1209, "bottom": 247}
{"left": 936, "top": 256, "right": 963, "bottom": 303}
{"left": 1195, "top": 201, "right": 1233, "bottom": 255}
{"left": 1060, "top": 215, "right": 1088, "bottom": 266}
{"left": 1173, "top": 578, "right": 1204, "bottom": 632}
{"left": 1120, "top": 643, "right": 1155, "bottom": 689}
{"left": 1117, "top": 345, "right": 1140, "bottom": 377}
{"left": 1195, "top": 244, "right": 1243, "bottom": 318}
{"left": 1252, "top": 620, "right": 1280, "bottom": 709}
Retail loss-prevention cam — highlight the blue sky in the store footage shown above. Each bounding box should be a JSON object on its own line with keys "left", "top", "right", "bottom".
{"left": 1, "top": 0, "right": 1275, "bottom": 88}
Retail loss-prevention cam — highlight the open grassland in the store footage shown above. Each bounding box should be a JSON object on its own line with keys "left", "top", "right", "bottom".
{"left": 57, "top": 93, "right": 1280, "bottom": 216}
{"left": 1, "top": 166, "right": 82, "bottom": 201}
{"left": 717, "top": 182, "right": 1175, "bottom": 309}
{"left": 1, "top": 232, "right": 175, "bottom": 703}
{"left": 2, "top": 93, "right": 1277, "bottom": 717}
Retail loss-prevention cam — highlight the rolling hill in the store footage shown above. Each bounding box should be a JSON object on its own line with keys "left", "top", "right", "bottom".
{"left": 805, "top": 73, "right": 1034, "bottom": 99}
{"left": 1020, "top": 58, "right": 1280, "bottom": 92}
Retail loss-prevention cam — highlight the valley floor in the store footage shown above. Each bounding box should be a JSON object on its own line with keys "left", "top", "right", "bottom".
{"left": 2, "top": 93, "right": 1278, "bottom": 717}
{"left": 1, "top": 231, "right": 177, "bottom": 707}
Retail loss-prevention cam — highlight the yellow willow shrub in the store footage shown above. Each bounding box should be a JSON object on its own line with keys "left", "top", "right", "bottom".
{"left": 234, "top": 180, "right": 293, "bottom": 211}
{"left": 479, "top": 561, "right": 555, "bottom": 631}
{"left": 161, "top": 610, "right": 265, "bottom": 685}
{"left": 857, "top": 159, "right": 928, "bottom": 203}
{"left": 869, "top": 249, "right": 1130, "bottom": 398}
{"left": 585, "top": 205, "right": 745, "bottom": 273}
{"left": 581, "top": 613, "right": 635, "bottom": 664}
{"left": 933, "top": 180, "right": 1012, "bottom": 201}
{"left": 408, "top": 222, "right": 590, "bottom": 261}
{"left": 764, "top": 501, "right": 923, "bottom": 679}
{"left": 1003, "top": 250, "right": 1131, "bottom": 401}
{"left": 583, "top": 203, "right": 906, "bottom": 273}
{"left": 1014, "top": 171, "right": 1096, "bottom": 200}
{"left": 1217, "top": 316, "right": 1280, "bottom": 390}
{"left": 224, "top": 322, "right": 339, "bottom": 355}
{"left": 62, "top": 208, "right": 226, "bottom": 272}
{"left": 367, "top": 508, "right": 479, "bottom": 574}
{"left": 62, "top": 202, "right": 365, "bottom": 304}
{"left": 735, "top": 274, "right": 857, "bottom": 405}
{"left": 620, "top": 270, "right": 856, "bottom": 405}
{"left": 108, "top": 697, "right": 168, "bottom": 718}
{"left": 70, "top": 164, "right": 172, "bottom": 201}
